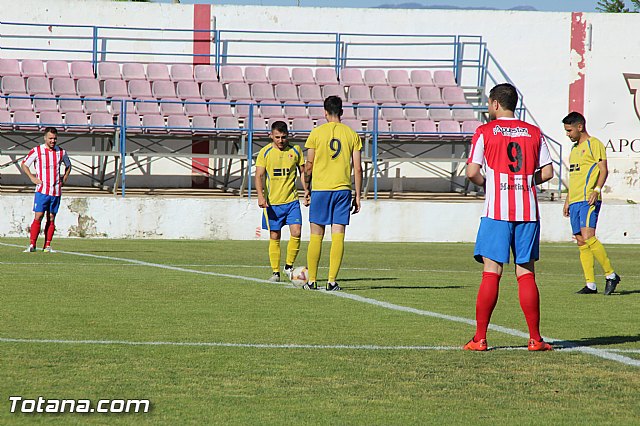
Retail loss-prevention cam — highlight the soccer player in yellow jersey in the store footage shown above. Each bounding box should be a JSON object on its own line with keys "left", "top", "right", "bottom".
{"left": 255, "top": 121, "right": 308, "bottom": 282}
{"left": 562, "top": 112, "right": 620, "bottom": 295}
{"left": 303, "top": 96, "right": 363, "bottom": 291}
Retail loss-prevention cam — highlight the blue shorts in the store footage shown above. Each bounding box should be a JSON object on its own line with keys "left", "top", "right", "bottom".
{"left": 474, "top": 217, "right": 540, "bottom": 264}
{"left": 262, "top": 200, "right": 302, "bottom": 232}
{"left": 33, "top": 192, "right": 61, "bottom": 214}
{"left": 309, "top": 190, "right": 351, "bottom": 226}
{"left": 569, "top": 201, "right": 601, "bottom": 235}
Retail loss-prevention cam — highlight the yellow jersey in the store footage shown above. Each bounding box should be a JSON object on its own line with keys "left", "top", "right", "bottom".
{"left": 568, "top": 136, "right": 606, "bottom": 204}
{"left": 256, "top": 143, "right": 304, "bottom": 205}
{"left": 305, "top": 122, "right": 362, "bottom": 191}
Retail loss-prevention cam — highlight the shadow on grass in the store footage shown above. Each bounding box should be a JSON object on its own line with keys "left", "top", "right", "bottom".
{"left": 555, "top": 334, "right": 640, "bottom": 348}
{"left": 616, "top": 289, "right": 640, "bottom": 296}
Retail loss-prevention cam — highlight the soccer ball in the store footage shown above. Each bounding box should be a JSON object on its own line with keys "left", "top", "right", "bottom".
{"left": 290, "top": 266, "right": 309, "bottom": 288}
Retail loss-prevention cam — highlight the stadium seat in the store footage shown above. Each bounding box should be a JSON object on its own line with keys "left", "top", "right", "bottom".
{"left": 366, "top": 119, "right": 390, "bottom": 137}
{"left": 251, "top": 83, "right": 276, "bottom": 102}
{"left": 26, "top": 77, "right": 52, "bottom": 96}
{"left": 355, "top": 103, "right": 377, "bottom": 121}
{"left": 442, "top": 87, "right": 466, "bottom": 105}
{"left": 371, "top": 85, "right": 396, "bottom": 104}
{"left": 194, "top": 64, "right": 218, "bottom": 83}
{"left": 307, "top": 105, "right": 325, "bottom": 120}
{"left": 340, "top": 68, "right": 364, "bottom": 87}
{"left": 395, "top": 86, "right": 420, "bottom": 104}
{"left": 260, "top": 104, "right": 286, "bottom": 120}
{"left": 414, "top": 119, "right": 438, "bottom": 138}
{"left": 341, "top": 103, "right": 357, "bottom": 119}
{"left": 121, "top": 113, "right": 143, "bottom": 134}
{"left": 170, "top": 64, "right": 194, "bottom": 82}
{"left": 70, "top": 62, "right": 95, "bottom": 80}
{"left": 159, "top": 98, "right": 184, "bottom": 116}
{"left": 200, "top": 81, "right": 226, "bottom": 100}
{"left": 21, "top": 59, "right": 46, "bottom": 78}
{"left": 244, "top": 66, "right": 268, "bottom": 84}
{"left": 59, "top": 99, "right": 84, "bottom": 113}
{"left": 103, "top": 79, "right": 129, "bottom": 99}
{"left": 152, "top": 81, "right": 177, "bottom": 99}
{"left": 0, "top": 110, "right": 12, "bottom": 130}
{"left": 364, "top": 69, "right": 387, "bottom": 87}
{"left": 176, "top": 81, "right": 200, "bottom": 100}
{"left": 237, "top": 110, "right": 265, "bottom": 129}
{"left": 275, "top": 84, "right": 300, "bottom": 102}
{"left": 283, "top": 103, "right": 308, "bottom": 119}
{"left": 390, "top": 119, "right": 414, "bottom": 139}
{"left": 192, "top": 115, "right": 216, "bottom": 134}
{"left": 0, "top": 97, "right": 6, "bottom": 110}
{"left": 428, "top": 104, "right": 453, "bottom": 121}
{"left": 299, "top": 84, "right": 323, "bottom": 103}
{"left": 128, "top": 80, "right": 153, "bottom": 99}
{"left": 166, "top": 114, "right": 191, "bottom": 134}
{"left": 0, "top": 59, "right": 21, "bottom": 77}
{"left": 33, "top": 98, "right": 59, "bottom": 113}
{"left": 347, "top": 85, "right": 373, "bottom": 104}
{"left": 438, "top": 120, "right": 461, "bottom": 137}
{"left": 97, "top": 63, "right": 122, "bottom": 81}
{"left": 315, "top": 118, "right": 327, "bottom": 126}
{"left": 410, "top": 70, "right": 434, "bottom": 88}
{"left": 226, "top": 83, "right": 252, "bottom": 101}
{"left": 122, "top": 63, "right": 147, "bottom": 81}
{"left": 220, "top": 65, "right": 244, "bottom": 84}
{"left": 142, "top": 114, "right": 166, "bottom": 134}
{"left": 404, "top": 102, "right": 430, "bottom": 121}
{"left": 322, "top": 85, "right": 346, "bottom": 100}
{"left": 13, "top": 110, "right": 38, "bottom": 131}
{"left": 146, "top": 64, "right": 171, "bottom": 81}
{"left": 215, "top": 116, "right": 241, "bottom": 134}
{"left": 208, "top": 103, "right": 234, "bottom": 118}
{"left": 183, "top": 98, "right": 209, "bottom": 116}
{"left": 64, "top": 112, "right": 90, "bottom": 132}
{"left": 315, "top": 68, "right": 339, "bottom": 86}
{"left": 90, "top": 112, "right": 115, "bottom": 133}
{"left": 8, "top": 96, "right": 33, "bottom": 112}
{"left": 380, "top": 103, "right": 405, "bottom": 120}
{"left": 433, "top": 70, "right": 457, "bottom": 88}
{"left": 51, "top": 78, "right": 77, "bottom": 97}
{"left": 291, "top": 68, "right": 316, "bottom": 85}
{"left": 462, "top": 120, "right": 482, "bottom": 134}
{"left": 451, "top": 103, "right": 476, "bottom": 121}
{"left": 134, "top": 98, "right": 160, "bottom": 115}
{"left": 110, "top": 98, "right": 134, "bottom": 114}
{"left": 1, "top": 76, "right": 27, "bottom": 94}
{"left": 76, "top": 79, "right": 101, "bottom": 97}
{"left": 387, "top": 69, "right": 411, "bottom": 87}
{"left": 268, "top": 67, "right": 292, "bottom": 85}
{"left": 342, "top": 118, "right": 363, "bottom": 132}
{"left": 39, "top": 111, "right": 64, "bottom": 128}
{"left": 418, "top": 86, "right": 443, "bottom": 105}
{"left": 46, "top": 61, "right": 71, "bottom": 79}
{"left": 84, "top": 100, "right": 109, "bottom": 114}
{"left": 290, "top": 118, "right": 314, "bottom": 134}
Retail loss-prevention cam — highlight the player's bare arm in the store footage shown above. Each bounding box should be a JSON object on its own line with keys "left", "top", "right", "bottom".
{"left": 534, "top": 163, "right": 554, "bottom": 185}
{"left": 61, "top": 164, "right": 72, "bottom": 186}
{"left": 352, "top": 148, "right": 362, "bottom": 214}
{"left": 588, "top": 160, "right": 608, "bottom": 206}
{"left": 298, "top": 164, "right": 310, "bottom": 207}
{"left": 255, "top": 166, "right": 268, "bottom": 208}
{"left": 304, "top": 148, "right": 315, "bottom": 205}
{"left": 20, "top": 162, "right": 42, "bottom": 185}
{"left": 466, "top": 163, "right": 485, "bottom": 187}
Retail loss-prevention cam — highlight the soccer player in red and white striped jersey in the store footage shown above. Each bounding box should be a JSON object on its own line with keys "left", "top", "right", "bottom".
{"left": 463, "top": 83, "right": 554, "bottom": 352}
{"left": 21, "top": 127, "right": 72, "bottom": 252}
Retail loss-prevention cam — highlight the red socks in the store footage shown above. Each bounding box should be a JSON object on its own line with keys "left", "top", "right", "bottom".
{"left": 29, "top": 220, "right": 41, "bottom": 246}
{"left": 474, "top": 272, "right": 501, "bottom": 341}
{"left": 517, "top": 273, "right": 542, "bottom": 341}
{"left": 44, "top": 222, "right": 55, "bottom": 247}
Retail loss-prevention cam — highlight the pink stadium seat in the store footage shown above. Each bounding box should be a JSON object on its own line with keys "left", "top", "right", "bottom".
{"left": 347, "top": 85, "right": 373, "bottom": 104}
{"left": 315, "top": 118, "right": 327, "bottom": 126}
{"left": 340, "top": 68, "right": 364, "bottom": 87}
{"left": 59, "top": 99, "right": 84, "bottom": 113}
{"left": 0, "top": 97, "right": 6, "bottom": 110}
{"left": 220, "top": 66, "right": 244, "bottom": 84}
{"left": 13, "top": 111, "right": 39, "bottom": 131}
{"left": 167, "top": 114, "right": 191, "bottom": 134}
{"left": 51, "top": 78, "right": 77, "bottom": 97}
{"left": 236, "top": 110, "right": 264, "bottom": 129}
{"left": 251, "top": 83, "right": 276, "bottom": 102}
{"left": 215, "top": 116, "right": 241, "bottom": 133}
{"left": 266, "top": 117, "right": 286, "bottom": 131}
{"left": 275, "top": 84, "right": 299, "bottom": 102}
{"left": 283, "top": 103, "right": 308, "bottom": 119}
{"left": 200, "top": 81, "right": 225, "bottom": 100}
{"left": 433, "top": 70, "right": 457, "bottom": 88}
{"left": 315, "top": 68, "right": 339, "bottom": 86}
{"left": 244, "top": 66, "right": 268, "bottom": 84}
{"left": 192, "top": 115, "right": 216, "bottom": 134}
{"left": 194, "top": 65, "right": 217, "bottom": 83}
{"left": 128, "top": 80, "right": 153, "bottom": 99}
{"left": 103, "top": 79, "right": 129, "bottom": 99}
{"left": 418, "top": 86, "right": 443, "bottom": 105}
{"left": 8, "top": 96, "right": 33, "bottom": 112}
{"left": 46, "top": 61, "right": 70, "bottom": 79}
{"left": 90, "top": 113, "right": 115, "bottom": 132}
{"left": 364, "top": 69, "right": 387, "bottom": 87}
{"left": 176, "top": 81, "right": 200, "bottom": 100}
{"left": 371, "top": 86, "right": 396, "bottom": 104}
{"left": 366, "top": 119, "right": 390, "bottom": 137}
{"left": 21, "top": 60, "right": 45, "bottom": 78}
{"left": 26, "top": 77, "right": 52, "bottom": 96}
{"left": 70, "top": 62, "right": 95, "bottom": 80}
{"left": 33, "top": 98, "right": 59, "bottom": 113}
{"left": 226, "top": 83, "right": 252, "bottom": 101}
{"left": 152, "top": 81, "right": 177, "bottom": 99}
{"left": 260, "top": 104, "right": 286, "bottom": 120}
{"left": 65, "top": 112, "right": 90, "bottom": 132}
{"left": 438, "top": 120, "right": 461, "bottom": 136}
{"left": 451, "top": 104, "right": 476, "bottom": 121}
{"left": 0, "top": 110, "right": 11, "bottom": 129}
{"left": 135, "top": 98, "right": 160, "bottom": 115}
{"left": 76, "top": 79, "right": 101, "bottom": 97}
{"left": 341, "top": 103, "right": 357, "bottom": 120}
{"left": 146, "top": 64, "right": 171, "bottom": 82}
{"left": 39, "top": 112, "right": 64, "bottom": 128}
{"left": 183, "top": 98, "right": 209, "bottom": 116}
{"left": 291, "top": 118, "right": 314, "bottom": 133}
{"left": 142, "top": 114, "right": 167, "bottom": 134}
{"left": 414, "top": 119, "right": 437, "bottom": 137}
{"left": 355, "top": 103, "right": 376, "bottom": 121}
{"left": 342, "top": 119, "right": 363, "bottom": 132}
{"left": 291, "top": 68, "right": 316, "bottom": 85}
{"left": 159, "top": 98, "right": 184, "bottom": 116}
{"left": 462, "top": 120, "right": 482, "bottom": 134}
{"left": 322, "top": 85, "right": 345, "bottom": 100}
{"left": 308, "top": 105, "right": 325, "bottom": 120}
{"left": 2, "top": 76, "right": 27, "bottom": 94}
{"left": 299, "top": 84, "right": 323, "bottom": 103}
{"left": 390, "top": 120, "right": 414, "bottom": 139}
{"left": 387, "top": 70, "right": 411, "bottom": 87}
{"left": 268, "top": 67, "right": 292, "bottom": 85}
{"left": 395, "top": 86, "right": 420, "bottom": 104}
{"left": 0, "top": 59, "right": 21, "bottom": 77}
{"left": 122, "top": 113, "right": 143, "bottom": 134}
{"left": 208, "top": 103, "right": 234, "bottom": 118}
{"left": 84, "top": 100, "right": 109, "bottom": 114}
{"left": 110, "top": 98, "right": 134, "bottom": 114}
{"left": 170, "top": 64, "right": 194, "bottom": 82}
{"left": 410, "top": 70, "right": 434, "bottom": 88}
{"left": 404, "top": 102, "right": 430, "bottom": 121}
{"left": 122, "top": 63, "right": 147, "bottom": 81}
{"left": 380, "top": 103, "right": 405, "bottom": 120}
{"left": 97, "top": 63, "right": 122, "bottom": 81}
{"left": 428, "top": 104, "right": 453, "bottom": 121}
{"left": 442, "top": 87, "right": 466, "bottom": 105}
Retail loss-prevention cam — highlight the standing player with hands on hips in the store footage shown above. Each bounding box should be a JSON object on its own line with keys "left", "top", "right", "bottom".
{"left": 464, "top": 84, "right": 555, "bottom": 352}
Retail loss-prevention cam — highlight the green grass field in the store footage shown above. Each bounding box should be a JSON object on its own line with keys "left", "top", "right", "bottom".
{"left": 1, "top": 238, "right": 639, "bottom": 425}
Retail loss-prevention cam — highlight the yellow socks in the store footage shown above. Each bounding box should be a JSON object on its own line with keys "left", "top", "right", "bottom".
{"left": 286, "top": 236, "right": 301, "bottom": 266}
{"left": 268, "top": 239, "right": 281, "bottom": 272}
{"left": 307, "top": 234, "right": 323, "bottom": 282}
{"left": 585, "top": 236, "right": 614, "bottom": 276}
{"left": 328, "top": 232, "right": 345, "bottom": 283}
{"left": 578, "top": 244, "right": 595, "bottom": 284}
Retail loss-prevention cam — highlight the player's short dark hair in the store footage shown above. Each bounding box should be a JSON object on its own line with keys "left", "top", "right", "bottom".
{"left": 324, "top": 95, "right": 343, "bottom": 117}
{"left": 489, "top": 83, "right": 518, "bottom": 112}
{"left": 271, "top": 120, "right": 288, "bottom": 135}
{"left": 43, "top": 127, "right": 58, "bottom": 136}
{"left": 562, "top": 111, "right": 586, "bottom": 127}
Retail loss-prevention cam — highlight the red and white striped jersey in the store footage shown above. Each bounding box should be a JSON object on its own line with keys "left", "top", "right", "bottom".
{"left": 467, "top": 117, "right": 552, "bottom": 222}
{"left": 22, "top": 144, "right": 72, "bottom": 196}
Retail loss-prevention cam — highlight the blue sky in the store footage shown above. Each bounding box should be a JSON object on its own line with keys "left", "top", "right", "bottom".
{"left": 157, "top": 0, "right": 599, "bottom": 12}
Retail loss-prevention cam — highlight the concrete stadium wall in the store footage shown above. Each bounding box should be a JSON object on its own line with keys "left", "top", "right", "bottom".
{"left": 1, "top": 195, "right": 638, "bottom": 244}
